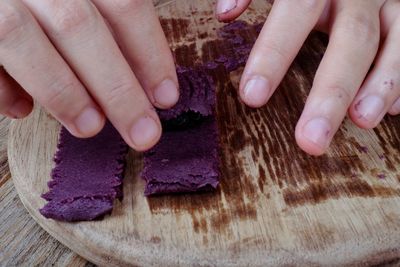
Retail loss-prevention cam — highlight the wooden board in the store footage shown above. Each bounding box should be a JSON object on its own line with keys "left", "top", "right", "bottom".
{"left": 8, "top": 0, "right": 400, "bottom": 266}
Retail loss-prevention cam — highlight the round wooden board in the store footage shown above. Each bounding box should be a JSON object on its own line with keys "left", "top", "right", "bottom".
{"left": 8, "top": 0, "right": 400, "bottom": 266}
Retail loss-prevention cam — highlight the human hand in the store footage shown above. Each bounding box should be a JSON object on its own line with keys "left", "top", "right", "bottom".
{"left": 216, "top": 0, "right": 400, "bottom": 155}
{"left": 0, "top": 0, "right": 179, "bottom": 151}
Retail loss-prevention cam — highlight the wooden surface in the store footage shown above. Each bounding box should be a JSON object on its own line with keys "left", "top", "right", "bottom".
{"left": 5, "top": 0, "right": 400, "bottom": 266}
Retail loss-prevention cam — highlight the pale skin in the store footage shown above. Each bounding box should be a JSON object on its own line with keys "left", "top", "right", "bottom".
{"left": 0, "top": 0, "right": 399, "bottom": 155}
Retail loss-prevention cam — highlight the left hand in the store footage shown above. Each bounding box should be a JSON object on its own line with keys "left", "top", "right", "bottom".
{"left": 215, "top": 0, "right": 400, "bottom": 156}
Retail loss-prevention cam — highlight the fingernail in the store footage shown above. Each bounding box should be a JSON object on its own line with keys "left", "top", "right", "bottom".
{"left": 243, "top": 76, "right": 271, "bottom": 107}
{"left": 390, "top": 97, "right": 400, "bottom": 114}
{"left": 8, "top": 98, "right": 32, "bottom": 118}
{"left": 130, "top": 115, "right": 160, "bottom": 149}
{"left": 303, "top": 117, "right": 331, "bottom": 149}
{"left": 153, "top": 79, "right": 179, "bottom": 108}
{"left": 216, "top": 0, "right": 237, "bottom": 15}
{"left": 355, "top": 95, "right": 385, "bottom": 124}
{"left": 75, "top": 107, "right": 104, "bottom": 136}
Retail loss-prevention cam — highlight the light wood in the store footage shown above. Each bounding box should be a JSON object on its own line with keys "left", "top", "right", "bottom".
{"left": 8, "top": 0, "right": 400, "bottom": 266}
{"left": 0, "top": 116, "right": 91, "bottom": 266}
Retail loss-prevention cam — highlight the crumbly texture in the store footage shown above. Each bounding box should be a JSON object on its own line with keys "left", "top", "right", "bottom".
{"left": 158, "top": 66, "right": 216, "bottom": 121}
{"left": 142, "top": 118, "right": 219, "bottom": 195}
{"left": 40, "top": 122, "right": 128, "bottom": 221}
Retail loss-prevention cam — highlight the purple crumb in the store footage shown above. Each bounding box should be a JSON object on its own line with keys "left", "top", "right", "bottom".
{"left": 377, "top": 174, "right": 386, "bottom": 180}
{"left": 40, "top": 122, "right": 128, "bottom": 221}
{"left": 230, "top": 35, "right": 244, "bottom": 45}
{"left": 379, "top": 155, "right": 385, "bottom": 160}
{"left": 358, "top": 146, "right": 369, "bottom": 153}
{"left": 220, "top": 20, "right": 248, "bottom": 32}
{"left": 215, "top": 55, "right": 229, "bottom": 63}
{"left": 204, "top": 61, "right": 219, "bottom": 70}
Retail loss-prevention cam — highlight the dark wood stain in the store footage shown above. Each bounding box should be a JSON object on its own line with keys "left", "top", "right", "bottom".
{"left": 284, "top": 180, "right": 400, "bottom": 207}
{"left": 173, "top": 43, "right": 197, "bottom": 67}
{"left": 198, "top": 32, "right": 208, "bottom": 39}
{"left": 147, "top": 18, "right": 400, "bottom": 234}
{"left": 150, "top": 236, "right": 161, "bottom": 244}
{"left": 160, "top": 18, "right": 189, "bottom": 43}
{"left": 374, "top": 116, "right": 400, "bottom": 172}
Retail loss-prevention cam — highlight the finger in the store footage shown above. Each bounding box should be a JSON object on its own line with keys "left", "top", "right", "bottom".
{"left": 295, "top": 1, "right": 382, "bottom": 156}
{"left": 389, "top": 98, "right": 400, "bottom": 115}
{"left": 215, "top": 0, "right": 252, "bottom": 22}
{"left": 380, "top": 0, "right": 400, "bottom": 37}
{"left": 0, "top": 0, "right": 105, "bottom": 137}
{"left": 349, "top": 15, "right": 400, "bottom": 126}
{"left": 239, "top": 0, "right": 327, "bottom": 107}
{"left": 23, "top": 0, "right": 161, "bottom": 151}
{"left": 92, "top": 0, "right": 179, "bottom": 109}
{"left": 0, "top": 68, "right": 32, "bottom": 118}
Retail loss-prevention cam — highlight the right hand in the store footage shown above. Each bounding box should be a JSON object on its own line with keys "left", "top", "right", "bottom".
{"left": 0, "top": 0, "right": 179, "bottom": 151}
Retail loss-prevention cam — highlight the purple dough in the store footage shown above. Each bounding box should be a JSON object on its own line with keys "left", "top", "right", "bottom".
{"left": 142, "top": 118, "right": 219, "bottom": 195}
{"left": 142, "top": 65, "right": 219, "bottom": 195}
{"left": 158, "top": 66, "right": 216, "bottom": 121}
{"left": 141, "top": 21, "right": 265, "bottom": 196}
{"left": 40, "top": 122, "right": 128, "bottom": 221}
{"left": 213, "top": 21, "right": 262, "bottom": 72}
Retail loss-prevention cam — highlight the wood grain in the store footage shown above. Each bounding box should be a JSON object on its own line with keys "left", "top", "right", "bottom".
{"left": 5, "top": 0, "right": 400, "bottom": 266}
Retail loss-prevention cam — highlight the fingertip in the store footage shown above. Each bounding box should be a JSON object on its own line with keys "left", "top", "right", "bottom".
{"left": 295, "top": 129, "right": 326, "bottom": 156}
{"left": 73, "top": 107, "right": 106, "bottom": 138}
{"left": 215, "top": 0, "right": 252, "bottom": 23}
{"left": 349, "top": 96, "right": 385, "bottom": 129}
{"left": 348, "top": 107, "right": 376, "bottom": 130}
{"left": 295, "top": 117, "right": 332, "bottom": 156}
{"left": 240, "top": 76, "right": 271, "bottom": 108}
{"left": 388, "top": 98, "right": 400, "bottom": 116}
{"left": 128, "top": 112, "right": 162, "bottom": 152}
{"left": 153, "top": 79, "right": 180, "bottom": 109}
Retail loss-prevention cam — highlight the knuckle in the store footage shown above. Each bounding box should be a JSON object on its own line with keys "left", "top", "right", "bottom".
{"left": 48, "top": 0, "right": 96, "bottom": 36}
{"left": 106, "top": 0, "right": 148, "bottom": 15}
{"left": 262, "top": 42, "right": 291, "bottom": 66}
{"left": 326, "top": 85, "right": 353, "bottom": 105}
{"left": 296, "top": 0, "right": 323, "bottom": 12}
{"left": 340, "top": 12, "right": 379, "bottom": 44}
{"left": 0, "top": 3, "right": 26, "bottom": 41}
{"left": 105, "top": 80, "right": 135, "bottom": 106}
{"left": 43, "top": 77, "right": 77, "bottom": 110}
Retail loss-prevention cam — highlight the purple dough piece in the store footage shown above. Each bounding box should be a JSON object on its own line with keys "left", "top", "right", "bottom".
{"left": 40, "top": 122, "right": 128, "bottom": 221}
{"left": 142, "top": 118, "right": 219, "bottom": 196}
{"left": 158, "top": 66, "right": 216, "bottom": 121}
{"left": 221, "top": 20, "right": 248, "bottom": 32}
{"left": 204, "top": 61, "right": 219, "bottom": 70}
{"left": 224, "top": 57, "right": 240, "bottom": 72}
{"left": 215, "top": 55, "right": 229, "bottom": 63}
{"left": 230, "top": 35, "right": 244, "bottom": 45}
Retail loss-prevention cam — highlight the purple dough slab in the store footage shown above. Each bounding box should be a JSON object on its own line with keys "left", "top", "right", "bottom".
{"left": 142, "top": 118, "right": 219, "bottom": 196}
{"left": 158, "top": 66, "right": 216, "bottom": 121}
{"left": 40, "top": 122, "right": 128, "bottom": 221}
{"left": 142, "top": 21, "right": 265, "bottom": 196}
{"left": 213, "top": 21, "right": 262, "bottom": 72}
